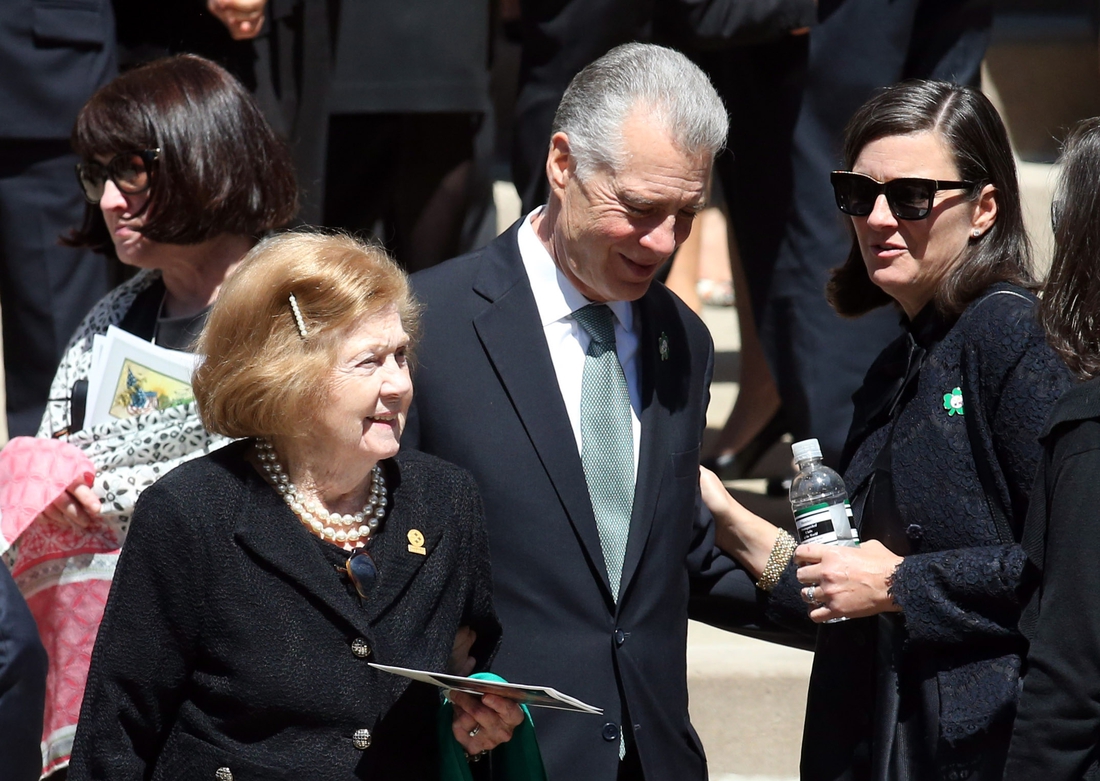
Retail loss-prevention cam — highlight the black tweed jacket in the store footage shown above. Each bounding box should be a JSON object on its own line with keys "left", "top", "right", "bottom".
{"left": 68, "top": 440, "right": 500, "bottom": 781}
{"left": 769, "top": 284, "right": 1073, "bottom": 781}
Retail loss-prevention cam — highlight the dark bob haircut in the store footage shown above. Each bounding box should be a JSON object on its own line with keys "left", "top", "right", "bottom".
{"left": 826, "top": 80, "right": 1033, "bottom": 318}
{"left": 1040, "top": 117, "right": 1100, "bottom": 380}
{"left": 68, "top": 54, "right": 297, "bottom": 249}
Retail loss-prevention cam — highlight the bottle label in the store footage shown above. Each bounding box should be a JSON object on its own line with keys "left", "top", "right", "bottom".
{"left": 793, "top": 501, "right": 858, "bottom": 546}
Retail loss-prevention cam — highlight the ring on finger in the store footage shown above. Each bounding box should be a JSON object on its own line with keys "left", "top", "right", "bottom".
{"left": 468, "top": 725, "right": 480, "bottom": 738}
{"left": 801, "top": 584, "right": 818, "bottom": 605}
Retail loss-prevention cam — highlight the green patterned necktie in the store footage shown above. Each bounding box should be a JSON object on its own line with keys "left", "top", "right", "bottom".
{"left": 573, "top": 304, "right": 634, "bottom": 603}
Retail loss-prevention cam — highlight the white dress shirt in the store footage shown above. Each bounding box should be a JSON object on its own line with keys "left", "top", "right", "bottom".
{"left": 516, "top": 208, "right": 641, "bottom": 478}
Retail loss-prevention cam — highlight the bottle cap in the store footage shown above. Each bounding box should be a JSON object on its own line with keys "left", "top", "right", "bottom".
{"left": 791, "top": 438, "right": 822, "bottom": 464}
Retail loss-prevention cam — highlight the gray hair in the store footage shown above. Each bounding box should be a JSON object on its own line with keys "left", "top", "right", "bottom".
{"left": 551, "top": 43, "right": 728, "bottom": 179}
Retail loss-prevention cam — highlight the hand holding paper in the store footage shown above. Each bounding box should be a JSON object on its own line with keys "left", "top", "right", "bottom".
{"left": 369, "top": 663, "right": 602, "bottom": 714}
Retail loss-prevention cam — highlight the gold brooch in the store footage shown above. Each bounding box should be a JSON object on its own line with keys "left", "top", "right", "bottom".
{"left": 407, "top": 529, "right": 426, "bottom": 555}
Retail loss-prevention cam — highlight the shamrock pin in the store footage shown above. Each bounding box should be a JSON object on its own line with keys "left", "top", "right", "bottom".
{"left": 943, "top": 387, "right": 964, "bottom": 416}
{"left": 659, "top": 332, "right": 670, "bottom": 361}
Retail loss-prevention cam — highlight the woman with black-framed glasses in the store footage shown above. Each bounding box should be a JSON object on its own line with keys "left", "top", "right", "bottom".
{"left": 700, "top": 80, "right": 1072, "bottom": 781}
{"left": 67, "top": 232, "right": 523, "bottom": 780}
{"left": 14, "top": 54, "right": 298, "bottom": 775}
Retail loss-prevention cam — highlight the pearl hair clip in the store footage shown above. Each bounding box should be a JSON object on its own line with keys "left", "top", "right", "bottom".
{"left": 288, "top": 293, "right": 308, "bottom": 338}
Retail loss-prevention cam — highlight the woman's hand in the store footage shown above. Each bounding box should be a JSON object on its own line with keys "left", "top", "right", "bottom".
{"left": 449, "top": 690, "right": 525, "bottom": 758}
{"left": 448, "top": 626, "right": 477, "bottom": 676}
{"left": 207, "top": 0, "right": 267, "bottom": 39}
{"left": 40, "top": 474, "right": 101, "bottom": 529}
{"left": 700, "top": 466, "right": 783, "bottom": 579}
{"left": 795, "top": 540, "right": 904, "bottom": 622}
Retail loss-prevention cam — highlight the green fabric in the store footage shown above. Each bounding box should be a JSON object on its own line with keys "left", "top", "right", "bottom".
{"left": 438, "top": 673, "right": 548, "bottom": 781}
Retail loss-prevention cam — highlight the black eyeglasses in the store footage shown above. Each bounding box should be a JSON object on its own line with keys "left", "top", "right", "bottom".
{"left": 830, "top": 171, "right": 977, "bottom": 221}
{"left": 75, "top": 149, "right": 161, "bottom": 204}
{"left": 341, "top": 547, "right": 378, "bottom": 599}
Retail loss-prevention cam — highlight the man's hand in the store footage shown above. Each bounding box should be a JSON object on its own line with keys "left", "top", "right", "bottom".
{"left": 207, "top": 0, "right": 268, "bottom": 40}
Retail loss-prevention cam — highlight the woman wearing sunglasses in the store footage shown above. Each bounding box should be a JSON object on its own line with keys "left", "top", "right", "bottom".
{"left": 1004, "top": 119, "right": 1100, "bottom": 781}
{"left": 16, "top": 54, "right": 297, "bottom": 775}
{"left": 68, "top": 231, "right": 523, "bottom": 779}
{"left": 699, "top": 80, "right": 1071, "bottom": 780}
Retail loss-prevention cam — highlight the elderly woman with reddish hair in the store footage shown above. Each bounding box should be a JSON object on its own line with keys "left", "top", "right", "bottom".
{"left": 68, "top": 232, "right": 521, "bottom": 779}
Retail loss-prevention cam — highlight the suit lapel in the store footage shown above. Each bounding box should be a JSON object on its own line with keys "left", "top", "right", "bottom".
{"left": 471, "top": 235, "right": 614, "bottom": 601}
{"left": 618, "top": 288, "right": 674, "bottom": 600}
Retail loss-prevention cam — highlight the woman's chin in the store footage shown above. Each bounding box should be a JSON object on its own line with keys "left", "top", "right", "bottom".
{"left": 359, "top": 436, "right": 401, "bottom": 465}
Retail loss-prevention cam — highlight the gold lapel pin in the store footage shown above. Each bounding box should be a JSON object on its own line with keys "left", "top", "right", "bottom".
{"left": 407, "top": 529, "right": 426, "bottom": 555}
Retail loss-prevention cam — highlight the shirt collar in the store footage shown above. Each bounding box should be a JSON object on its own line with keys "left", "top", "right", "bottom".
{"left": 516, "top": 207, "right": 636, "bottom": 333}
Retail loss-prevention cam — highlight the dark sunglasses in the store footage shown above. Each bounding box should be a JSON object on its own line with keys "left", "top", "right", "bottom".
{"left": 341, "top": 547, "right": 378, "bottom": 599}
{"left": 75, "top": 149, "right": 160, "bottom": 204}
{"left": 830, "top": 171, "right": 977, "bottom": 221}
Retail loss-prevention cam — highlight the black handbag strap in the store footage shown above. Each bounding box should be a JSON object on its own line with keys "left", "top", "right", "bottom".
{"left": 963, "top": 394, "right": 1015, "bottom": 545}
{"left": 960, "top": 289, "right": 1030, "bottom": 546}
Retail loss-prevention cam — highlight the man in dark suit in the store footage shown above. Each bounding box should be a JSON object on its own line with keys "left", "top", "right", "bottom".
{"left": 406, "top": 43, "right": 762, "bottom": 781}
{"left": 0, "top": 0, "right": 116, "bottom": 437}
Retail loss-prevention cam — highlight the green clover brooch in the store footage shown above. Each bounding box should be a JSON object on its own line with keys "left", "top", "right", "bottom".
{"left": 943, "top": 387, "right": 964, "bottom": 416}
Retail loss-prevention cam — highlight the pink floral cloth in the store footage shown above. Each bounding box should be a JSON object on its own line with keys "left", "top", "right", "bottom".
{"left": 0, "top": 436, "right": 118, "bottom": 778}
{"left": 0, "top": 437, "right": 95, "bottom": 548}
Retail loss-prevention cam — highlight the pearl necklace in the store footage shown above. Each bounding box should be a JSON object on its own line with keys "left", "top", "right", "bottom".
{"left": 256, "top": 439, "right": 386, "bottom": 550}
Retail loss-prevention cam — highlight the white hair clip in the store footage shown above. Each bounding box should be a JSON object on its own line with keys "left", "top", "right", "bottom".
{"left": 288, "top": 293, "right": 308, "bottom": 338}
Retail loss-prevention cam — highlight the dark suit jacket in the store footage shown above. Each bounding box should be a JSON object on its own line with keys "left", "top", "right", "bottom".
{"left": 405, "top": 222, "right": 764, "bottom": 781}
{"left": 68, "top": 441, "right": 500, "bottom": 780}
{"left": 1005, "top": 376, "right": 1100, "bottom": 781}
{"left": 0, "top": 560, "right": 47, "bottom": 781}
{"left": 0, "top": 0, "right": 115, "bottom": 139}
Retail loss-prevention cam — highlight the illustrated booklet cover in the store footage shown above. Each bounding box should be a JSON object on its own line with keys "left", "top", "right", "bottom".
{"left": 85, "top": 325, "right": 200, "bottom": 429}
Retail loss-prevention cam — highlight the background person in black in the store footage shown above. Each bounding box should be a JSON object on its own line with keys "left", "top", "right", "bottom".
{"left": 1005, "top": 117, "right": 1100, "bottom": 781}
{"left": 510, "top": 0, "right": 818, "bottom": 214}
{"left": 0, "top": 0, "right": 117, "bottom": 437}
{"left": 112, "top": 0, "right": 495, "bottom": 271}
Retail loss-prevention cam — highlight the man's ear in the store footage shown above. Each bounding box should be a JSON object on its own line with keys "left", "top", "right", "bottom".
{"left": 545, "top": 132, "right": 573, "bottom": 198}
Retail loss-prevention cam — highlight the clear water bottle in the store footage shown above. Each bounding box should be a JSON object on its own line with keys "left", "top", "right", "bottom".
{"left": 789, "top": 438, "right": 860, "bottom": 548}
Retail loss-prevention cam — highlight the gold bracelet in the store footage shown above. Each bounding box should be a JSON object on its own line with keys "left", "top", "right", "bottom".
{"left": 755, "top": 528, "right": 796, "bottom": 592}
